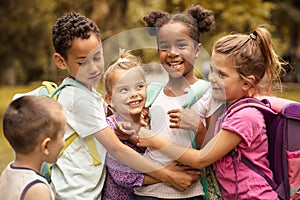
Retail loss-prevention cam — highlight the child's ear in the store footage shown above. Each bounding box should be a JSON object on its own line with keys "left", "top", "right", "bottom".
{"left": 53, "top": 53, "right": 67, "bottom": 70}
{"left": 242, "top": 75, "right": 255, "bottom": 91}
{"left": 104, "top": 94, "right": 113, "bottom": 107}
{"left": 195, "top": 43, "right": 202, "bottom": 58}
{"left": 40, "top": 137, "right": 51, "bottom": 156}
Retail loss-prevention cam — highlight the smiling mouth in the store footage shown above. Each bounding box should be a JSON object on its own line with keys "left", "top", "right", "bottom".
{"left": 168, "top": 61, "right": 184, "bottom": 69}
{"left": 89, "top": 73, "right": 101, "bottom": 80}
{"left": 128, "top": 100, "right": 143, "bottom": 107}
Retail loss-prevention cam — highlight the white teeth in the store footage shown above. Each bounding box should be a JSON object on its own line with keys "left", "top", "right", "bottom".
{"left": 129, "top": 101, "right": 139, "bottom": 105}
{"left": 169, "top": 62, "right": 181, "bottom": 66}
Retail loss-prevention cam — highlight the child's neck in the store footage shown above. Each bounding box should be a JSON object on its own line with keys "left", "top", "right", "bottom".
{"left": 13, "top": 153, "right": 41, "bottom": 173}
{"left": 165, "top": 74, "right": 198, "bottom": 96}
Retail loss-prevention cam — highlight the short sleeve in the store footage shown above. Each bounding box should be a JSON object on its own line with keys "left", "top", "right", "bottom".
{"left": 59, "top": 86, "right": 108, "bottom": 138}
{"left": 222, "top": 107, "right": 265, "bottom": 149}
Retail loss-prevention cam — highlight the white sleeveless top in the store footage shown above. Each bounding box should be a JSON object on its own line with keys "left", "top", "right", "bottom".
{"left": 0, "top": 162, "right": 54, "bottom": 200}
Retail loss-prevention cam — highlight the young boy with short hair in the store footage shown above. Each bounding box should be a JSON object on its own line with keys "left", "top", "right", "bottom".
{"left": 50, "top": 12, "right": 199, "bottom": 199}
{"left": 0, "top": 95, "right": 66, "bottom": 200}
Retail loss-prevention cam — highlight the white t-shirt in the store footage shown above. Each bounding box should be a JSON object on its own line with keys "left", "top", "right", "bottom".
{"left": 134, "top": 86, "right": 223, "bottom": 198}
{"left": 0, "top": 163, "right": 54, "bottom": 200}
{"left": 51, "top": 85, "right": 108, "bottom": 200}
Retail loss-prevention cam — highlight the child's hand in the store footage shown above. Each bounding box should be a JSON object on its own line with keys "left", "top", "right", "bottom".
{"left": 168, "top": 108, "right": 199, "bottom": 132}
{"left": 139, "top": 107, "right": 150, "bottom": 127}
{"left": 163, "top": 162, "right": 200, "bottom": 191}
{"left": 115, "top": 121, "right": 136, "bottom": 141}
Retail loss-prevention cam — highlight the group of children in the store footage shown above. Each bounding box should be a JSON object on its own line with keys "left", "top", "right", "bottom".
{"left": 0, "top": 4, "right": 287, "bottom": 200}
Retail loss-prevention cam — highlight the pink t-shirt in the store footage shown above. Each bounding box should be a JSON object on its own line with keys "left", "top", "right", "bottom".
{"left": 214, "top": 107, "right": 278, "bottom": 200}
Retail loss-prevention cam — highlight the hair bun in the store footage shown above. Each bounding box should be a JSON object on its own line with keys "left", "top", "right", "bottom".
{"left": 188, "top": 5, "right": 215, "bottom": 33}
{"left": 143, "top": 11, "right": 169, "bottom": 36}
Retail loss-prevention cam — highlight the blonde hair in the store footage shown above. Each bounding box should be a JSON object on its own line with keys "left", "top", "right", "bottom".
{"left": 213, "top": 27, "right": 286, "bottom": 96}
{"left": 104, "top": 50, "right": 144, "bottom": 95}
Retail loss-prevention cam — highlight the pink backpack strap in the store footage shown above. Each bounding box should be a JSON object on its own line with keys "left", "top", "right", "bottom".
{"left": 259, "top": 96, "right": 296, "bottom": 113}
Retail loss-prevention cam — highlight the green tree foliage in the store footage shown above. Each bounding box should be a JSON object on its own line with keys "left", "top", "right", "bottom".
{"left": 0, "top": 0, "right": 299, "bottom": 85}
{"left": 266, "top": 0, "right": 300, "bottom": 81}
{"left": 0, "top": 0, "right": 55, "bottom": 84}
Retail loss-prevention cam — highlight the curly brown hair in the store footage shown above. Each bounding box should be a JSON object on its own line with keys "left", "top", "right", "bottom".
{"left": 52, "top": 12, "right": 101, "bottom": 59}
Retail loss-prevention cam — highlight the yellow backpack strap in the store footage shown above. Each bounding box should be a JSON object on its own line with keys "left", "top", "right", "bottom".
{"left": 42, "top": 81, "right": 57, "bottom": 94}
{"left": 60, "top": 133, "right": 101, "bottom": 166}
{"left": 59, "top": 133, "right": 78, "bottom": 157}
{"left": 38, "top": 81, "right": 57, "bottom": 97}
{"left": 85, "top": 135, "right": 102, "bottom": 165}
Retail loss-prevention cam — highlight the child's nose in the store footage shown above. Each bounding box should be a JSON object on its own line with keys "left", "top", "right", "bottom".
{"left": 89, "top": 61, "right": 99, "bottom": 73}
{"left": 130, "top": 90, "right": 139, "bottom": 98}
{"left": 168, "top": 47, "right": 179, "bottom": 57}
{"left": 208, "top": 71, "right": 216, "bottom": 82}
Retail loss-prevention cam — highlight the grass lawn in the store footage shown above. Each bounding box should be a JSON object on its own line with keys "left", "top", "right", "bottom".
{"left": 0, "top": 82, "right": 300, "bottom": 173}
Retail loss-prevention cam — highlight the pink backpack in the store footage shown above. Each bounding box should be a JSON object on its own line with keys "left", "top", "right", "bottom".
{"left": 225, "top": 97, "right": 300, "bottom": 200}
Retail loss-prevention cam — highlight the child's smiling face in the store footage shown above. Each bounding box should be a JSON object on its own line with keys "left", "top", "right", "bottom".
{"left": 209, "top": 51, "right": 247, "bottom": 105}
{"left": 109, "top": 67, "right": 146, "bottom": 122}
{"left": 157, "top": 22, "right": 201, "bottom": 79}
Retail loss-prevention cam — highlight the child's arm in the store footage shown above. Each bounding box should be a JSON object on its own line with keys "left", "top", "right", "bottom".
{"left": 137, "top": 127, "right": 242, "bottom": 169}
{"left": 22, "top": 182, "right": 52, "bottom": 200}
{"left": 95, "top": 127, "right": 199, "bottom": 191}
{"left": 142, "top": 162, "right": 197, "bottom": 185}
{"left": 143, "top": 175, "right": 159, "bottom": 185}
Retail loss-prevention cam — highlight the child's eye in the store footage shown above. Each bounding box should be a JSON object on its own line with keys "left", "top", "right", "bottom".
{"left": 159, "top": 46, "right": 169, "bottom": 51}
{"left": 93, "top": 56, "right": 101, "bottom": 62}
{"left": 78, "top": 60, "right": 87, "bottom": 66}
{"left": 159, "top": 44, "right": 169, "bottom": 51}
{"left": 119, "top": 88, "right": 128, "bottom": 93}
{"left": 177, "top": 43, "right": 186, "bottom": 49}
{"left": 93, "top": 52, "right": 102, "bottom": 62}
{"left": 219, "top": 72, "right": 225, "bottom": 78}
{"left": 137, "top": 83, "right": 145, "bottom": 90}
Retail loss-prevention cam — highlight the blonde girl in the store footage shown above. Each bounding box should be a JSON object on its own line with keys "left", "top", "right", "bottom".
{"left": 103, "top": 52, "right": 197, "bottom": 200}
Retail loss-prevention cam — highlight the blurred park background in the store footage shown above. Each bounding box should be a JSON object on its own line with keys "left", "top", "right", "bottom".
{"left": 1, "top": 0, "right": 300, "bottom": 172}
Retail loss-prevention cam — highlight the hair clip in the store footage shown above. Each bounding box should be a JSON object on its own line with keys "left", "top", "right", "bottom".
{"left": 117, "top": 57, "right": 130, "bottom": 63}
{"left": 250, "top": 33, "right": 257, "bottom": 40}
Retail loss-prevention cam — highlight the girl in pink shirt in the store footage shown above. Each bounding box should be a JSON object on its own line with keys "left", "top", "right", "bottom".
{"left": 138, "top": 26, "right": 286, "bottom": 200}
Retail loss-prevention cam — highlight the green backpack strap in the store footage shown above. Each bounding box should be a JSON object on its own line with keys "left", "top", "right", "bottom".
{"left": 145, "top": 79, "right": 210, "bottom": 109}
{"left": 184, "top": 80, "right": 219, "bottom": 200}
{"left": 51, "top": 77, "right": 101, "bottom": 164}
{"left": 145, "top": 79, "right": 211, "bottom": 148}
{"left": 183, "top": 79, "right": 211, "bottom": 109}
{"left": 145, "top": 82, "right": 164, "bottom": 108}
{"left": 51, "top": 77, "right": 88, "bottom": 100}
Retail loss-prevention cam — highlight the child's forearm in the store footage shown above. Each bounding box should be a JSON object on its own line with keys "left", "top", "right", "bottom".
{"left": 142, "top": 175, "right": 159, "bottom": 185}
{"left": 137, "top": 127, "right": 209, "bottom": 168}
{"left": 194, "top": 119, "right": 207, "bottom": 149}
{"left": 95, "top": 127, "right": 194, "bottom": 191}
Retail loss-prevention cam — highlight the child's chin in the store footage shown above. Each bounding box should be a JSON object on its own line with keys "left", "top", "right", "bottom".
{"left": 130, "top": 108, "right": 143, "bottom": 115}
